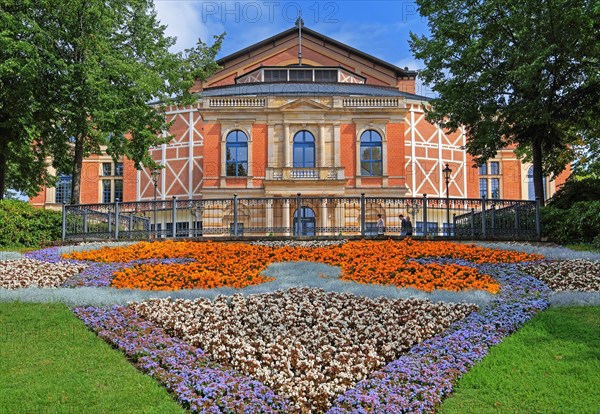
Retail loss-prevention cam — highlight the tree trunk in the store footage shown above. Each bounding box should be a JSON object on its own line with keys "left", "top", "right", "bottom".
{"left": 532, "top": 135, "right": 545, "bottom": 207}
{"left": 0, "top": 134, "right": 8, "bottom": 200}
{"left": 70, "top": 135, "right": 84, "bottom": 205}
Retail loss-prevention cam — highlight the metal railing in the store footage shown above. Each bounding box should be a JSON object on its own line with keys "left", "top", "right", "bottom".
{"left": 62, "top": 194, "right": 541, "bottom": 242}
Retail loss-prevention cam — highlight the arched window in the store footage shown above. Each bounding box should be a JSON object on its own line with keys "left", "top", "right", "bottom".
{"left": 225, "top": 130, "right": 248, "bottom": 177}
{"left": 360, "top": 130, "right": 382, "bottom": 176}
{"left": 527, "top": 166, "right": 547, "bottom": 200}
{"left": 293, "top": 131, "right": 315, "bottom": 168}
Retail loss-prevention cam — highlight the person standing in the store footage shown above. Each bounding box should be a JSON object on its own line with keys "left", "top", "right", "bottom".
{"left": 399, "top": 214, "right": 407, "bottom": 235}
{"left": 376, "top": 214, "right": 385, "bottom": 235}
{"left": 405, "top": 216, "right": 413, "bottom": 236}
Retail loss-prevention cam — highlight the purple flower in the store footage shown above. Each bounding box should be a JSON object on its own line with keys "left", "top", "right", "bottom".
{"left": 73, "top": 305, "right": 293, "bottom": 413}
{"left": 327, "top": 263, "right": 550, "bottom": 413}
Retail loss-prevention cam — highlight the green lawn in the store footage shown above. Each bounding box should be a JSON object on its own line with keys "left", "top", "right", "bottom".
{"left": 2, "top": 304, "right": 599, "bottom": 414}
{"left": 0, "top": 302, "right": 185, "bottom": 414}
{"left": 566, "top": 244, "right": 600, "bottom": 253}
{"left": 439, "top": 307, "right": 600, "bottom": 414}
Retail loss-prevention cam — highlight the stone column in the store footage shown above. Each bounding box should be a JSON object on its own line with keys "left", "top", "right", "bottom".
{"left": 320, "top": 198, "right": 328, "bottom": 234}
{"left": 267, "top": 125, "right": 275, "bottom": 166}
{"left": 283, "top": 198, "right": 291, "bottom": 236}
{"left": 284, "top": 124, "right": 290, "bottom": 167}
{"left": 333, "top": 124, "right": 341, "bottom": 167}
{"left": 336, "top": 202, "right": 344, "bottom": 233}
{"left": 266, "top": 199, "right": 273, "bottom": 235}
{"left": 319, "top": 124, "right": 326, "bottom": 167}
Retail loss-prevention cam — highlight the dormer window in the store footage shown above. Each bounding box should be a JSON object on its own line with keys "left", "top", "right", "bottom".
{"left": 289, "top": 69, "right": 312, "bottom": 81}
{"left": 315, "top": 70, "right": 337, "bottom": 82}
{"left": 264, "top": 69, "right": 287, "bottom": 82}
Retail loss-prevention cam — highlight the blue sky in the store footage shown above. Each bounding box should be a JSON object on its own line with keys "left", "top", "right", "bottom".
{"left": 154, "top": 0, "right": 433, "bottom": 95}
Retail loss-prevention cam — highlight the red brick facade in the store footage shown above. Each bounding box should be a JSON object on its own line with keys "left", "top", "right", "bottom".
{"left": 31, "top": 26, "right": 569, "bottom": 208}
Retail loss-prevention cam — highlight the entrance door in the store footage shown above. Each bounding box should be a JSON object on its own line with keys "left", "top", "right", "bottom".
{"left": 293, "top": 207, "right": 316, "bottom": 236}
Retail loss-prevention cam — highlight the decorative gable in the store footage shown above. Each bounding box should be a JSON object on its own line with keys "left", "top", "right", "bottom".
{"left": 278, "top": 97, "right": 331, "bottom": 112}
{"left": 201, "top": 26, "right": 416, "bottom": 91}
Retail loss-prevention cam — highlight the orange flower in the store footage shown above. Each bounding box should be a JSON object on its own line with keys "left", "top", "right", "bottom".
{"left": 64, "top": 239, "right": 540, "bottom": 292}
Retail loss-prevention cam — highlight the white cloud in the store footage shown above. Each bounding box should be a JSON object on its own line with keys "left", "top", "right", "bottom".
{"left": 394, "top": 57, "right": 423, "bottom": 72}
{"left": 154, "top": 1, "right": 223, "bottom": 52}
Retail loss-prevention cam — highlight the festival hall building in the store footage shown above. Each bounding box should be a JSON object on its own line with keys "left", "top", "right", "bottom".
{"left": 31, "top": 24, "right": 568, "bottom": 210}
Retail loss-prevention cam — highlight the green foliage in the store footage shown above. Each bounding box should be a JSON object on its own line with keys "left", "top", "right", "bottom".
{"left": 1, "top": 0, "right": 223, "bottom": 204}
{"left": 439, "top": 307, "right": 600, "bottom": 413}
{"left": 542, "top": 201, "right": 600, "bottom": 244}
{"left": 0, "top": 302, "right": 185, "bottom": 413}
{"left": 410, "top": 0, "right": 600, "bottom": 205}
{"left": 0, "top": 200, "right": 62, "bottom": 247}
{"left": 0, "top": 0, "right": 57, "bottom": 199}
{"left": 184, "top": 34, "right": 225, "bottom": 83}
{"left": 571, "top": 137, "right": 600, "bottom": 179}
{"left": 547, "top": 177, "right": 600, "bottom": 209}
{"left": 593, "top": 235, "right": 600, "bottom": 249}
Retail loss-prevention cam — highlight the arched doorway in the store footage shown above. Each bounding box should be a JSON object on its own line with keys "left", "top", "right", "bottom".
{"left": 293, "top": 206, "right": 316, "bottom": 236}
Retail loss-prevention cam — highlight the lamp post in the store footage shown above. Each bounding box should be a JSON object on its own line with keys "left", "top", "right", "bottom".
{"left": 151, "top": 168, "right": 160, "bottom": 238}
{"left": 443, "top": 163, "right": 452, "bottom": 236}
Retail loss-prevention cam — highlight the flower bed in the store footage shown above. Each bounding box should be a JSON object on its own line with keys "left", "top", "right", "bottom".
{"left": 74, "top": 261, "right": 550, "bottom": 414}
{"left": 0, "top": 258, "right": 87, "bottom": 289}
{"left": 328, "top": 262, "right": 550, "bottom": 413}
{"left": 4, "top": 241, "right": 581, "bottom": 412}
{"left": 73, "top": 305, "right": 293, "bottom": 413}
{"left": 64, "top": 240, "right": 541, "bottom": 292}
{"left": 131, "top": 288, "right": 476, "bottom": 412}
{"left": 520, "top": 259, "right": 600, "bottom": 292}
{"left": 25, "top": 246, "right": 69, "bottom": 263}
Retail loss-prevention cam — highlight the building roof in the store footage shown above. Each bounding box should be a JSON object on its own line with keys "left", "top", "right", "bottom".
{"left": 200, "top": 82, "right": 430, "bottom": 100}
{"left": 216, "top": 26, "right": 418, "bottom": 79}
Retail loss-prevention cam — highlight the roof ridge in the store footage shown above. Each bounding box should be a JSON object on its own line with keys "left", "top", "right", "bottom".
{"left": 215, "top": 26, "right": 417, "bottom": 78}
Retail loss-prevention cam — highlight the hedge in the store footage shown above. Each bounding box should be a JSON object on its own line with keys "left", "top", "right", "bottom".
{"left": 542, "top": 201, "right": 600, "bottom": 247}
{"left": 0, "top": 200, "right": 62, "bottom": 247}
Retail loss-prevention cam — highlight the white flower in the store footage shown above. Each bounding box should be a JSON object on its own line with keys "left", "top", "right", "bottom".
{"left": 131, "top": 287, "right": 476, "bottom": 413}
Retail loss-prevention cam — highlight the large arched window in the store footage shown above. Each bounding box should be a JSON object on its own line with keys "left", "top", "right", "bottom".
{"left": 360, "top": 130, "right": 382, "bottom": 176}
{"left": 527, "top": 166, "right": 547, "bottom": 200}
{"left": 225, "top": 130, "right": 248, "bottom": 177}
{"left": 293, "top": 131, "right": 315, "bottom": 168}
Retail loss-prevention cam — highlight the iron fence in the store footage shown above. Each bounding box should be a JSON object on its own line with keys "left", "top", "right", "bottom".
{"left": 61, "top": 194, "right": 541, "bottom": 241}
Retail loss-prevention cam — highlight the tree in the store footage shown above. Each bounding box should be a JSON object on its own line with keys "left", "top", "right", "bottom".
{"left": 0, "top": 1, "right": 57, "bottom": 199}
{"left": 571, "top": 134, "right": 600, "bottom": 179}
{"left": 28, "top": 0, "right": 223, "bottom": 204}
{"left": 410, "top": 0, "right": 600, "bottom": 205}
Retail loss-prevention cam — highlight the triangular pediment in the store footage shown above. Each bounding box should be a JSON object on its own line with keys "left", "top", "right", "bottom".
{"left": 216, "top": 27, "right": 413, "bottom": 78}
{"left": 197, "top": 26, "right": 417, "bottom": 92}
{"left": 278, "top": 98, "right": 331, "bottom": 111}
